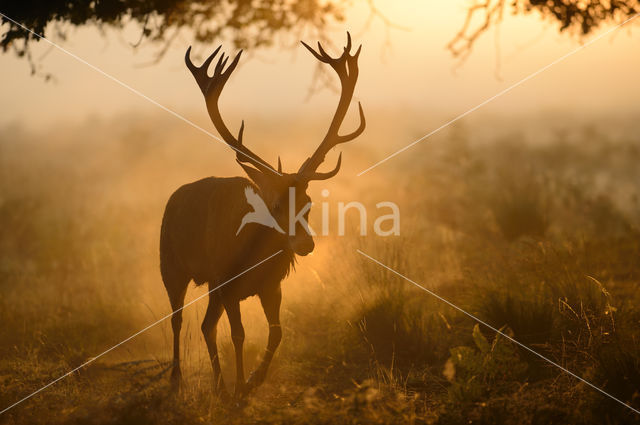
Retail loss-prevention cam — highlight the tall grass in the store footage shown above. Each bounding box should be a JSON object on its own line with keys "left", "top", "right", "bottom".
{"left": 1, "top": 117, "right": 639, "bottom": 424}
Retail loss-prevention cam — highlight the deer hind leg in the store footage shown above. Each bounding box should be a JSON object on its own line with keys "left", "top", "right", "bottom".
{"left": 202, "top": 292, "right": 228, "bottom": 399}
{"left": 224, "top": 300, "right": 246, "bottom": 398}
{"left": 246, "top": 286, "right": 282, "bottom": 394}
{"left": 165, "top": 279, "right": 188, "bottom": 392}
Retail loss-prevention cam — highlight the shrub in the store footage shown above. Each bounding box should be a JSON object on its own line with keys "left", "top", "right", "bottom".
{"left": 444, "top": 324, "right": 527, "bottom": 404}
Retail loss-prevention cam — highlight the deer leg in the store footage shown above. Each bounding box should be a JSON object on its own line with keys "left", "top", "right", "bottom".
{"left": 167, "top": 284, "right": 187, "bottom": 392}
{"left": 224, "top": 300, "right": 246, "bottom": 398}
{"left": 246, "top": 286, "right": 282, "bottom": 393}
{"left": 202, "top": 293, "right": 228, "bottom": 399}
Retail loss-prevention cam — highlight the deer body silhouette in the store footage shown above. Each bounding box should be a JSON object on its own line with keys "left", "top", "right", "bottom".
{"left": 160, "top": 34, "right": 365, "bottom": 400}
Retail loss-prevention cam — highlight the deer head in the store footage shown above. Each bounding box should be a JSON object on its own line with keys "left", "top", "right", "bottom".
{"left": 185, "top": 33, "right": 365, "bottom": 256}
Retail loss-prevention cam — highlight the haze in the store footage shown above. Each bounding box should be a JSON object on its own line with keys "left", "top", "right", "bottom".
{"left": 1, "top": 0, "right": 638, "bottom": 137}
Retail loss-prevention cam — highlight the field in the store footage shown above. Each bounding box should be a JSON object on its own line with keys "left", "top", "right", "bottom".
{"left": 1, "top": 112, "right": 639, "bottom": 424}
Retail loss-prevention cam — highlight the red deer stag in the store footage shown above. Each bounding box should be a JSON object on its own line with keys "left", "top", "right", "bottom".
{"left": 160, "top": 33, "right": 365, "bottom": 399}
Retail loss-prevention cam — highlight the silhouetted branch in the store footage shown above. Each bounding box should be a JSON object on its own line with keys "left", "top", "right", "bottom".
{"left": 450, "top": 0, "right": 640, "bottom": 61}
{"left": 0, "top": 0, "right": 348, "bottom": 76}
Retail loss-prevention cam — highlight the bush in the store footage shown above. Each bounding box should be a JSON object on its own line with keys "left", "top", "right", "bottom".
{"left": 444, "top": 324, "right": 527, "bottom": 404}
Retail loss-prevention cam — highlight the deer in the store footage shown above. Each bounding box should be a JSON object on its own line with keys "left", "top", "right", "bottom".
{"left": 160, "top": 33, "right": 365, "bottom": 400}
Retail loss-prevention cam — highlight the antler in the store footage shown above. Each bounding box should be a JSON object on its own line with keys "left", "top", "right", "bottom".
{"left": 298, "top": 32, "right": 366, "bottom": 181}
{"left": 185, "top": 46, "right": 277, "bottom": 174}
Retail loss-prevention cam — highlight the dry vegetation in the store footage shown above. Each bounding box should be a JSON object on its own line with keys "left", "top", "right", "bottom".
{"left": 1, "top": 113, "right": 639, "bottom": 424}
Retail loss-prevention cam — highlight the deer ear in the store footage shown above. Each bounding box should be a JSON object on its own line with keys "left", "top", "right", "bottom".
{"left": 237, "top": 160, "right": 270, "bottom": 189}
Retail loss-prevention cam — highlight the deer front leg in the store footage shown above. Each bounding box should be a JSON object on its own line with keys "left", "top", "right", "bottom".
{"left": 246, "top": 287, "right": 282, "bottom": 394}
{"left": 167, "top": 284, "right": 187, "bottom": 393}
{"left": 225, "top": 301, "right": 246, "bottom": 398}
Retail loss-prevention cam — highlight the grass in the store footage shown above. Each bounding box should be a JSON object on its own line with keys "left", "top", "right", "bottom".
{"left": 1, "top": 116, "right": 639, "bottom": 424}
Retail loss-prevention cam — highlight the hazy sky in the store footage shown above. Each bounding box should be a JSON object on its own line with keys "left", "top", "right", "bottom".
{"left": 1, "top": 0, "right": 638, "bottom": 130}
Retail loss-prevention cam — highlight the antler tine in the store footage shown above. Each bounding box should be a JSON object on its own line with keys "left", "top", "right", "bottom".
{"left": 344, "top": 32, "right": 352, "bottom": 54}
{"left": 233, "top": 120, "right": 246, "bottom": 160}
{"left": 224, "top": 50, "right": 242, "bottom": 76}
{"left": 306, "top": 152, "right": 342, "bottom": 181}
{"left": 354, "top": 44, "right": 362, "bottom": 59}
{"left": 200, "top": 47, "right": 221, "bottom": 74}
{"left": 300, "top": 40, "right": 330, "bottom": 63}
{"left": 237, "top": 120, "right": 245, "bottom": 143}
{"left": 214, "top": 53, "right": 229, "bottom": 76}
{"left": 335, "top": 102, "right": 365, "bottom": 144}
{"left": 316, "top": 41, "right": 330, "bottom": 59}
